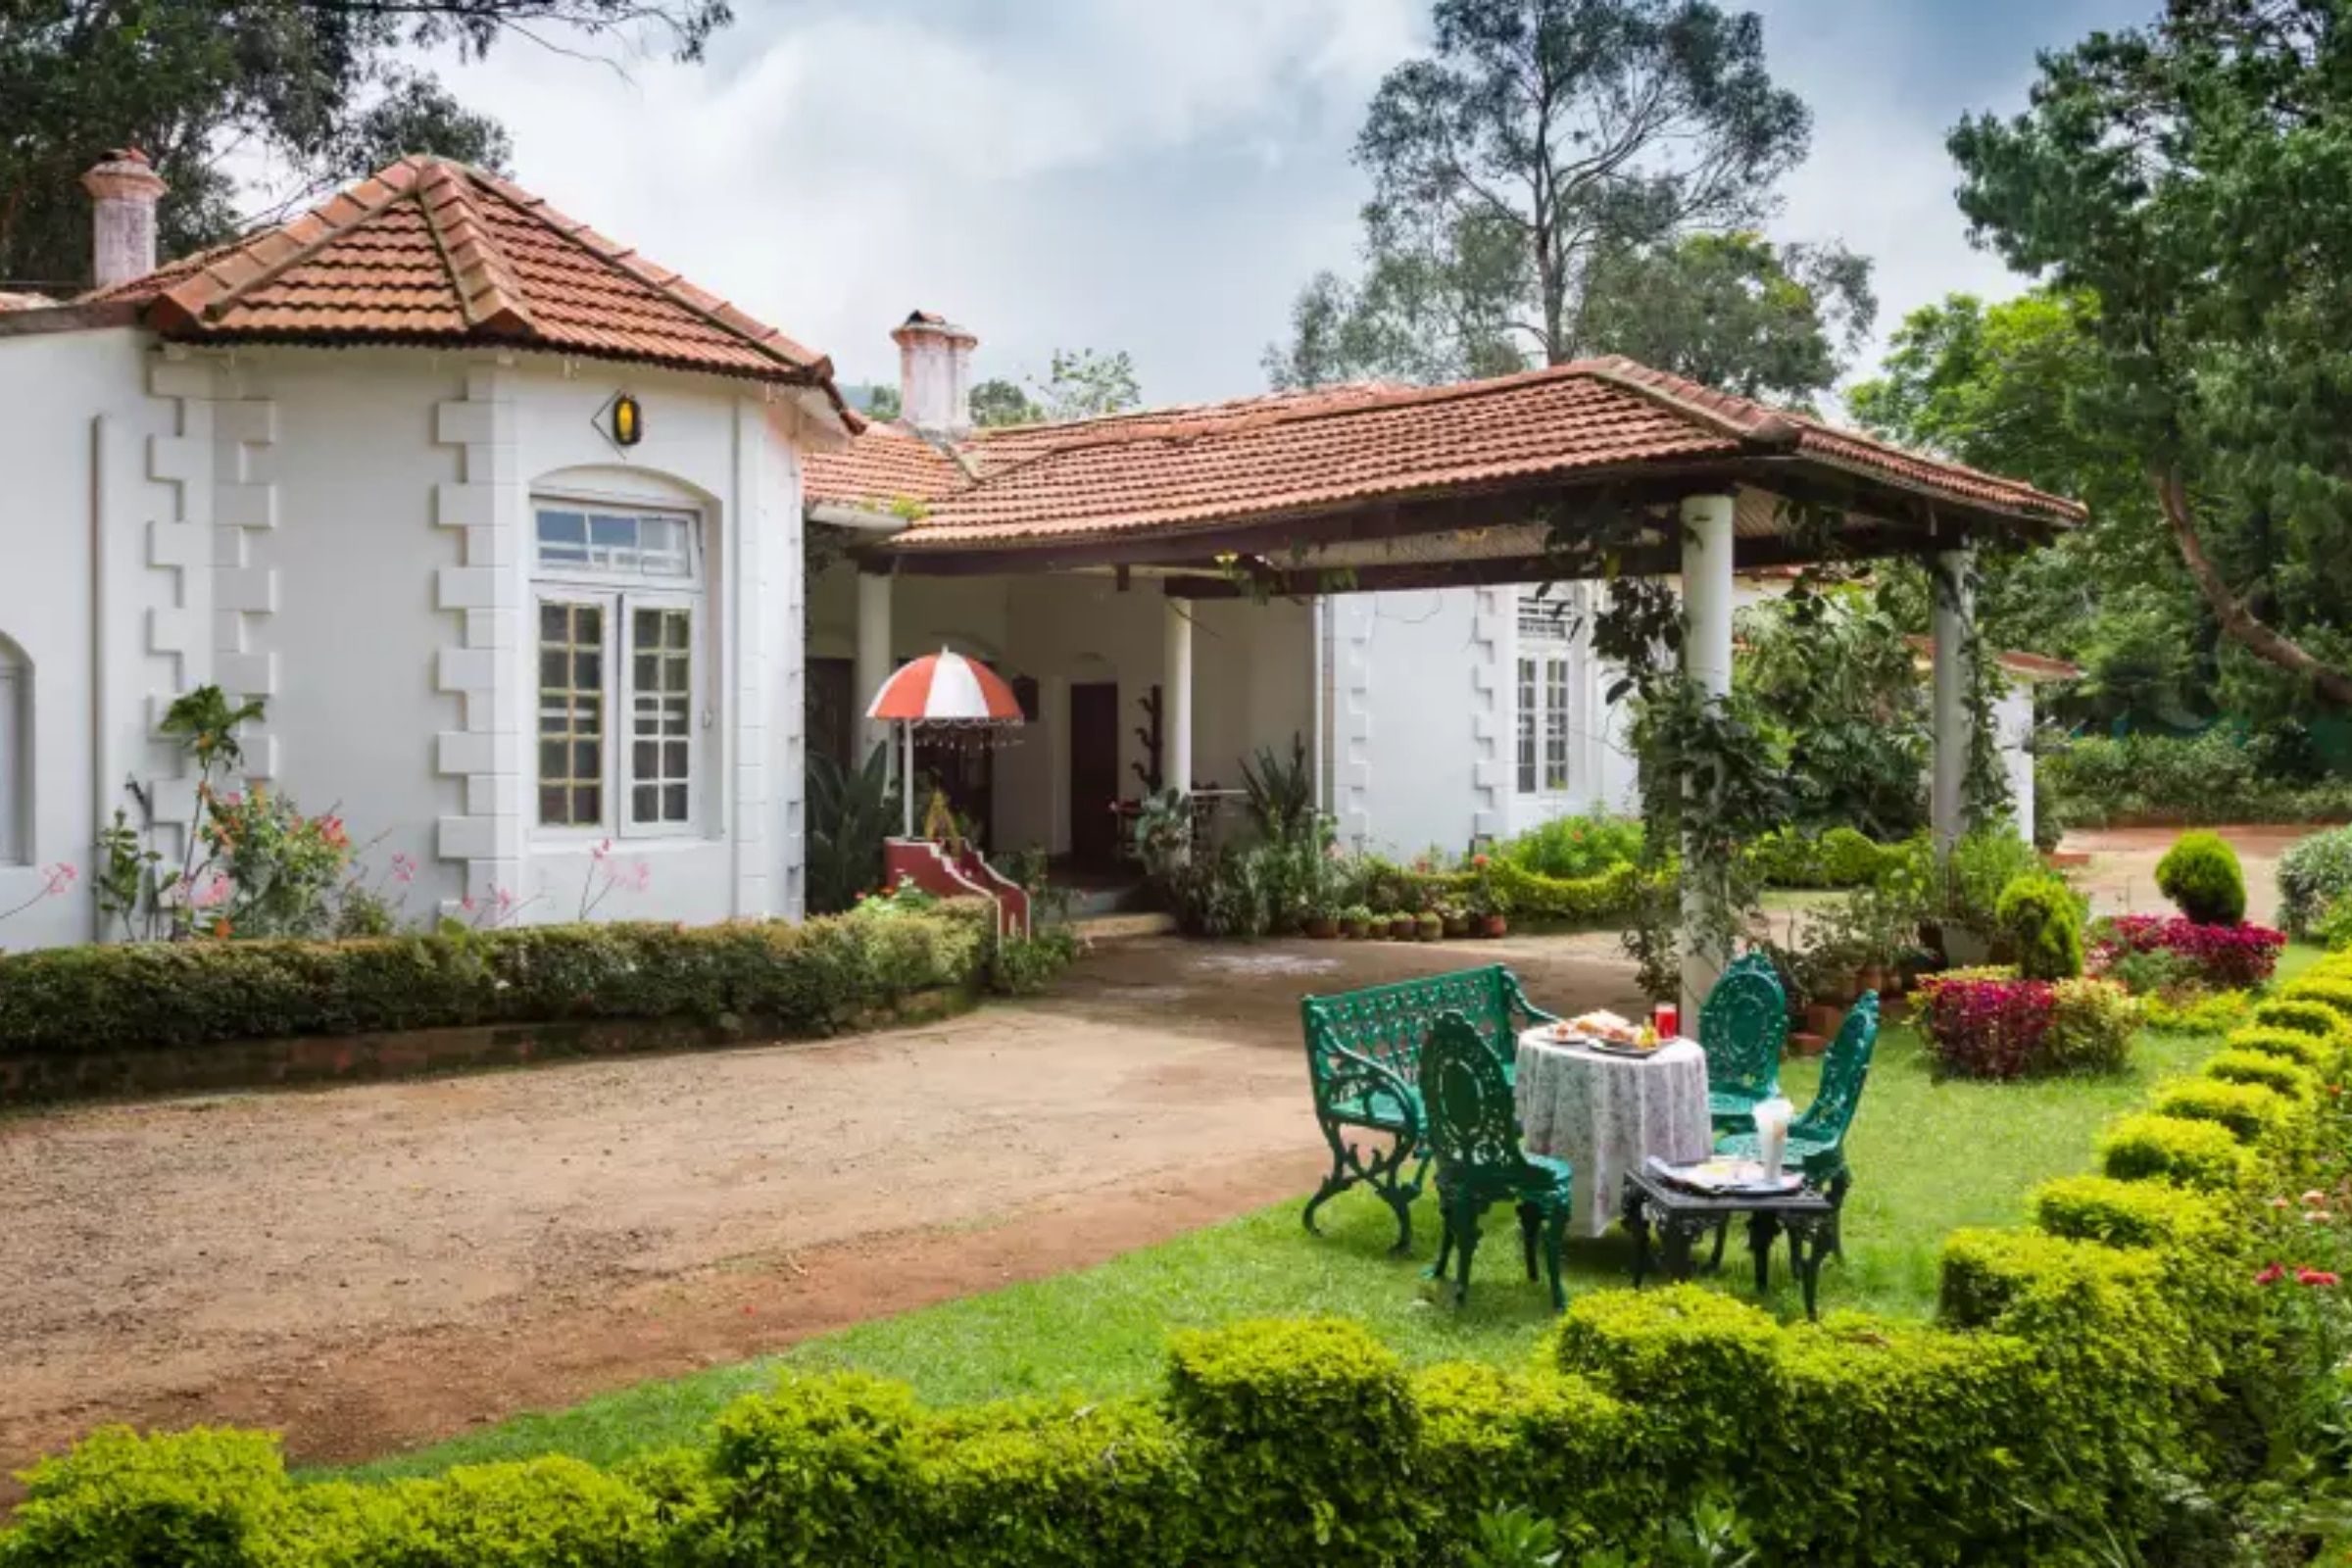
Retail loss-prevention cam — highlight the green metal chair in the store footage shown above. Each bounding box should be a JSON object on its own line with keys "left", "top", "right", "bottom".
{"left": 1701, "top": 951, "right": 1788, "bottom": 1135}
{"left": 1420, "top": 1009, "right": 1574, "bottom": 1311}
{"left": 1715, "top": 991, "right": 1880, "bottom": 1256}
{"left": 1298, "top": 965, "right": 1557, "bottom": 1252}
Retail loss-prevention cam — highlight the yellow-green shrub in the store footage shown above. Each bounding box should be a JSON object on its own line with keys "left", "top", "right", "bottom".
{"left": 2150, "top": 1078, "right": 2296, "bottom": 1150}
{"left": 2031, "top": 1175, "right": 2231, "bottom": 1253}
{"left": 2225, "top": 1024, "right": 2335, "bottom": 1073}
{"left": 2099, "top": 1112, "right": 2255, "bottom": 1191}
{"left": 1408, "top": 1364, "right": 1654, "bottom": 1561}
{"left": 2202, "top": 1050, "right": 2321, "bottom": 1104}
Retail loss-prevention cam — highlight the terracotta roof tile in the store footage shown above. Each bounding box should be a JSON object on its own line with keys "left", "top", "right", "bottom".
{"left": 83, "top": 157, "right": 845, "bottom": 413}
{"left": 805, "top": 358, "right": 2081, "bottom": 554}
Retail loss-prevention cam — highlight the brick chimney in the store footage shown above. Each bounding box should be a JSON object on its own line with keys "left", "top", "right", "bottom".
{"left": 82, "top": 148, "right": 167, "bottom": 290}
{"left": 891, "top": 310, "right": 977, "bottom": 435}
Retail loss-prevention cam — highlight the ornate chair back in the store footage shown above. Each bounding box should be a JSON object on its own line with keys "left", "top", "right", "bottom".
{"left": 1699, "top": 951, "right": 1788, "bottom": 1102}
{"left": 1794, "top": 991, "right": 1881, "bottom": 1146}
{"left": 1418, "top": 1010, "right": 1540, "bottom": 1200}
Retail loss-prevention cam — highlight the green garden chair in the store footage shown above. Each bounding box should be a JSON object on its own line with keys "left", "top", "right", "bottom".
{"left": 1714, "top": 991, "right": 1879, "bottom": 1258}
{"left": 1420, "top": 1009, "right": 1574, "bottom": 1311}
{"left": 1701, "top": 951, "right": 1788, "bottom": 1135}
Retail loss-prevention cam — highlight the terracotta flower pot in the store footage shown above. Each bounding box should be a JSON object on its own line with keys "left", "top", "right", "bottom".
{"left": 1417, "top": 917, "right": 1444, "bottom": 942}
{"left": 1342, "top": 918, "right": 1370, "bottom": 940}
{"left": 1804, "top": 1001, "right": 1846, "bottom": 1039}
{"left": 1443, "top": 912, "right": 1471, "bottom": 938}
{"left": 1856, "top": 964, "right": 1888, "bottom": 998}
{"left": 1390, "top": 916, "right": 1418, "bottom": 941}
{"left": 1481, "top": 913, "right": 1508, "bottom": 938}
{"left": 1305, "top": 915, "right": 1339, "bottom": 940}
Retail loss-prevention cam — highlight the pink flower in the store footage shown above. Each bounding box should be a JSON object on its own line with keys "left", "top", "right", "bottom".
{"left": 390, "top": 854, "right": 416, "bottom": 885}
{"left": 628, "top": 861, "right": 652, "bottom": 892}
{"left": 592, "top": 839, "right": 613, "bottom": 862}
{"left": 2302, "top": 1191, "right": 2328, "bottom": 1207}
{"left": 39, "top": 863, "right": 76, "bottom": 897}
{"left": 2255, "top": 1262, "right": 2286, "bottom": 1286}
{"left": 2296, "top": 1268, "right": 2340, "bottom": 1288}
{"left": 2270, "top": 1196, "right": 2294, "bottom": 1209}
{"left": 193, "top": 874, "right": 231, "bottom": 909}
{"left": 462, "top": 895, "right": 477, "bottom": 913}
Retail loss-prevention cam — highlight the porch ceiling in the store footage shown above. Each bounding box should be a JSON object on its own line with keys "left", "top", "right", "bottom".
{"left": 821, "top": 356, "right": 2082, "bottom": 590}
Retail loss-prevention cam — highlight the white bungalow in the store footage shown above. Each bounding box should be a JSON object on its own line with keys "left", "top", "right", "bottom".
{"left": 0, "top": 152, "right": 2078, "bottom": 996}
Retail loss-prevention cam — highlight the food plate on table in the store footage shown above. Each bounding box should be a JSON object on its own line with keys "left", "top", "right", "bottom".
{"left": 1545, "top": 1009, "right": 1663, "bottom": 1056}
{"left": 1648, "top": 1155, "right": 1803, "bottom": 1198}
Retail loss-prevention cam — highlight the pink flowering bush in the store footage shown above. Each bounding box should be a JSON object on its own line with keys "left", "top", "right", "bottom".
{"left": 1918, "top": 971, "right": 2138, "bottom": 1080}
{"left": 2096, "top": 914, "right": 2285, "bottom": 991}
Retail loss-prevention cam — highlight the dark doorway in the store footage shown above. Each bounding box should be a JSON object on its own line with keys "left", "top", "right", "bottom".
{"left": 1069, "top": 681, "right": 1121, "bottom": 868}
{"left": 807, "top": 657, "right": 856, "bottom": 773}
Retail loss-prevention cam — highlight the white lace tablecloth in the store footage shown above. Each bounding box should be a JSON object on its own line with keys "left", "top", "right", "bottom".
{"left": 1515, "top": 1031, "right": 1713, "bottom": 1238}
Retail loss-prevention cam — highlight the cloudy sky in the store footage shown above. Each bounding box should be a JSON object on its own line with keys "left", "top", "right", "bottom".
{"left": 422, "top": 0, "right": 2154, "bottom": 407}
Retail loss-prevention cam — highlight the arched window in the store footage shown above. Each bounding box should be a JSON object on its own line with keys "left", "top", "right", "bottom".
{"left": 0, "top": 637, "right": 25, "bottom": 865}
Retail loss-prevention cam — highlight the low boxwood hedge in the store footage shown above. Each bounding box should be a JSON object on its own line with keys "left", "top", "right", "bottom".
{"left": 0, "top": 903, "right": 996, "bottom": 1058}
{"left": 2, "top": 971, "right": 2336, "bottom": 1567}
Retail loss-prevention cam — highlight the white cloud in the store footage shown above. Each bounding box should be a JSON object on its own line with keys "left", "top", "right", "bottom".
{"left": 281, "top": 0, "right": 2154, "bottom": 407}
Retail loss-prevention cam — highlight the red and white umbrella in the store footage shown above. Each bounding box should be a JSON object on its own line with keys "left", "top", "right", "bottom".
{"left": 866, "top": 648, "right": 1023, "bottom": 724}
{"left": 865, "top": 649, "right": 1024, "bottom": 837}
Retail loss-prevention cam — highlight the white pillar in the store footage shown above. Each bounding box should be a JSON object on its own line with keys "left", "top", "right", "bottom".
{"left": 1679, "top": 493, "right": 1738, "bottom": 1021}
{"left": 1932, "top": 547, "right": 1975, "bottom": 855}
{"left": 855, "top": 570, "right": 893, "bottom": 768}
{"left": 1163, "top": 594, "right": 1195, "bottom": 797}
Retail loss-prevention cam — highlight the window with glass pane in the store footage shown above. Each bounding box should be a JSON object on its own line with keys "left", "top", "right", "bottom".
{"left": 538, "top": 602, "right": 605, "bottom": 826}
{"left": 630, "top": 606, "right": 694, "bottom": 825}
{"left": 1544, "top": 657, "right": 1571, "bottom": 792}
{"left": 1516, "top": 657, "right": 1538, "bottom": 794}
{"left": 535, "top": 507, "right": 693, "bottom": 578}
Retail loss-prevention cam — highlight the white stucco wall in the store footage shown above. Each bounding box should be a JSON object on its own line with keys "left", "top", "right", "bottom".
{"left": 0, "top": 330, "right": 819, "bottom": 947}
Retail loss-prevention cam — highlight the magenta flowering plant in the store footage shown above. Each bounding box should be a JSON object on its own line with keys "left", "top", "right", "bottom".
{"left": 2095, "top": 914, "right": 2286, "bottom": 990}
{"left": 1920, "top": 974, "right": 2058, "bottom": 1080}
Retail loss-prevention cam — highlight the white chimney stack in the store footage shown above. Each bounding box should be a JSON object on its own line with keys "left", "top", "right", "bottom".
{"left": 892, "top": 310, "right": 977, "bottom": 434}
{"left": 82, "top": 148, "right": 167, "bottom": 291}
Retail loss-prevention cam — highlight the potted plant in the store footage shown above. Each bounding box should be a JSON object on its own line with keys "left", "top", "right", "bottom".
{"left": 1389, "top": 911, "right": 1418, "bottom": 941}
{"left": 1417, "top": 909, "right": 1445, "bottom": 941}
{"left": 1441, "top": 903, "right": 1471, "bottom": 938}
{"left": 1304, "top": 906, "right": 1340, "bottom": 940}
{"left": 1340, "top": 904, "right": 1373, "bottom": 939}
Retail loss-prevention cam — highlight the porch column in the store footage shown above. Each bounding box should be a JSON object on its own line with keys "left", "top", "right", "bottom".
{"left": 1931, "top": 547, "right": 1975, "bottom": 855}
{"left": 1680, "top": 492, "right": 1737, "bottom": 1021}
{"left": 1163, "top": 593, "right": 1194, "bottom": 796}
{"left": 854, "top": 568, "right": 893, "bottom": 767}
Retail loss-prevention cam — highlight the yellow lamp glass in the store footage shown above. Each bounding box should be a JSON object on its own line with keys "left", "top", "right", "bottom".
{"left": 612, "top": 394, "right": 642, "bottom": 447}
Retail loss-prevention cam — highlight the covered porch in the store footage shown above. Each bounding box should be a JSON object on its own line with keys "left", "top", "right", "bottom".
{"left": 804, "top": 346, "right": 2082, "bottom": 1006}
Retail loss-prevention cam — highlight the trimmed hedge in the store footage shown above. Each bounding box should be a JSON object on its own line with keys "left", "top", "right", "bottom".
{"left": 2, "top": 966, "right": 2338, "bottom": 1566}
{"left": 2155, "top": 830, "right": 2248, "bottom": 925}
{"left": 2202, "top": 1049, "right": 2322, "bottom": 1104}
{"left": 0, "top": 903, "right": 996, "bottom": 1058}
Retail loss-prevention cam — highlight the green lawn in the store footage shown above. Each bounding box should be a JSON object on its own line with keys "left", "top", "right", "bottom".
{"left": 346, "top": 961, "right": 2306, "bottom": 1484}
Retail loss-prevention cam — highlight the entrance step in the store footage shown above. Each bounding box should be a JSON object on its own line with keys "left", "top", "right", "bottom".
{"left": 1074, "top": 911, "right": 1178, "bottom": 943}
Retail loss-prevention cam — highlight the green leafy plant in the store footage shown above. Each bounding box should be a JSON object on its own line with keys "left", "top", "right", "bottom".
{"left": 806, "top": 745, "right": 897, "bottom": 916}
{"left": 1995, "top": 871, "right": 2085, "bottom": 981}
{"left": 2156, "top": 831, "right": 2247, "bottom": 926}
{"left": 1239, "top": 732, "right": 1316, "bottom": 844}
{"left": 2279, "top": 826, "right": 2352, "bottom": 941}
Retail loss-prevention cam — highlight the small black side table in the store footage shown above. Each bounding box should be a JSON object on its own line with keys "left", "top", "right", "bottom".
{"left": 1620, "top": 1165, "right": 1838, "bottom": 1320}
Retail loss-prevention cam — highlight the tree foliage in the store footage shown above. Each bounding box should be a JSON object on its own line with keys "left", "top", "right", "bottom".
{"left": 1847, "top": 289, "right": 2217, "bottom": 731}
{"left": 0, "top": 1, "right": 730, "bottom": 290}
{"left": 1947, "top": 0, "right": 2352, "bottom": 706}
{"left": 969, "top": 378, "right": 1040, "bottom": 427}
{"left": 1032, "top": 347, "right": 1141, "bottom": 422}
{"left": 1266, "top": 0, "right": 1866, "bottom": 402}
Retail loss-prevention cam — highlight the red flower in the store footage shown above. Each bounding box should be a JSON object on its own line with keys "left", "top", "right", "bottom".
{"left": 2254, "top": 1263, "right": 2286, "bottom": 1286}
{"left": 1471, "top": 854, "right": 1491, "bottom": 869}
{"left": 2296, "top": 1268, "right": 2340, "bottom": 1288}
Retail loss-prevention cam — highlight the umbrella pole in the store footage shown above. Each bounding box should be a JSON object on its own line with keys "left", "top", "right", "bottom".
{"left": 903, "top": 722, "right": 916, "bottom": 839}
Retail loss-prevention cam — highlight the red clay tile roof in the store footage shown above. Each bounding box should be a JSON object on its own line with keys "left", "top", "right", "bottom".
{"left": 806, "top": 357, "right": 2080, "bottom": 555}
{"left": 83, "top": 157, "right": 846, "bottom": 411}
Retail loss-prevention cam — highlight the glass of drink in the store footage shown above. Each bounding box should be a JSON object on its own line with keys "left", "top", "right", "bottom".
{"left": 1653, "top": 1002, "right": 1680, "bottom": 1039}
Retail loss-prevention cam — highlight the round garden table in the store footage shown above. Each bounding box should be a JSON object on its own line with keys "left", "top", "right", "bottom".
{"left": 1513, "top": 1030, "right": 1714, "bottom": 1239}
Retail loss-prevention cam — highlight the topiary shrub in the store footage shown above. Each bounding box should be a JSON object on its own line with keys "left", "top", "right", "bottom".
{"left": 2030, "top": 1175, "right": 2230, "bottom": 1254}
{"left": 1408, "top": 1364, "right": 1655, "bottom": 1563}
{"left": 2280, "top": 977, "right": 2352, "bottom": 1036}
{"left": 2226, "top": 1024, "right": 2337, "bottom": 1074}
{"left": 2202, "top": 1049, "right": 2320, "bottom": 1104}
{"left": 1547, "top": 1286, "right": 1778, "bottom": 1468}
{"left": 1995, "top": 872, "right": 2084, "bottom": 980}
{"left": 2149, "top": 1079, "right": 2294, "bottom": 1150}
{"left": 2098, "top": 1112, "right": 2255, "bottom": 1192}
{"left": 0, "top": 1425, "right": 295, "bottom": 1568}
{"left": 1166, "top": 1318, "right": 1419, "bottom": 1567}
{"left": 1817, "top": 826, "right": 1888, "bottom": 888}
{"left": 2154, "top": 830, "right": 2246, "bottom": 925}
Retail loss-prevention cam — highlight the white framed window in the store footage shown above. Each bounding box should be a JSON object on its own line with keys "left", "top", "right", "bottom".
{"left": 0, "top": 640, "right": 24, "bottom": 865}
{"left": 1516, "top": 603, "right": 1574, "bottom": 797}
{"left": 532, "top": 501, "right": 705, "bottom": 836}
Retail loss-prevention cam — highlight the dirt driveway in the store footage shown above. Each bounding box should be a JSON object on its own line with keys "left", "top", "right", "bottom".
{"left": 2061, "top": 822, "right": 2312, "bottom": 925}
{"left": 0, "top": 932, "right": 1642, "bottom": 1478}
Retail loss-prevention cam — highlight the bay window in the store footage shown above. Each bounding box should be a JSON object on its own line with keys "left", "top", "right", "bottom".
{"left": 533, "top": 502, "right": 704, "bottom": 835}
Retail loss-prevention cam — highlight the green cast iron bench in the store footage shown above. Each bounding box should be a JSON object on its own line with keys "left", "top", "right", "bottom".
{"left": 1299, "top": 964, "right": 1558, "bottom": 1252}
